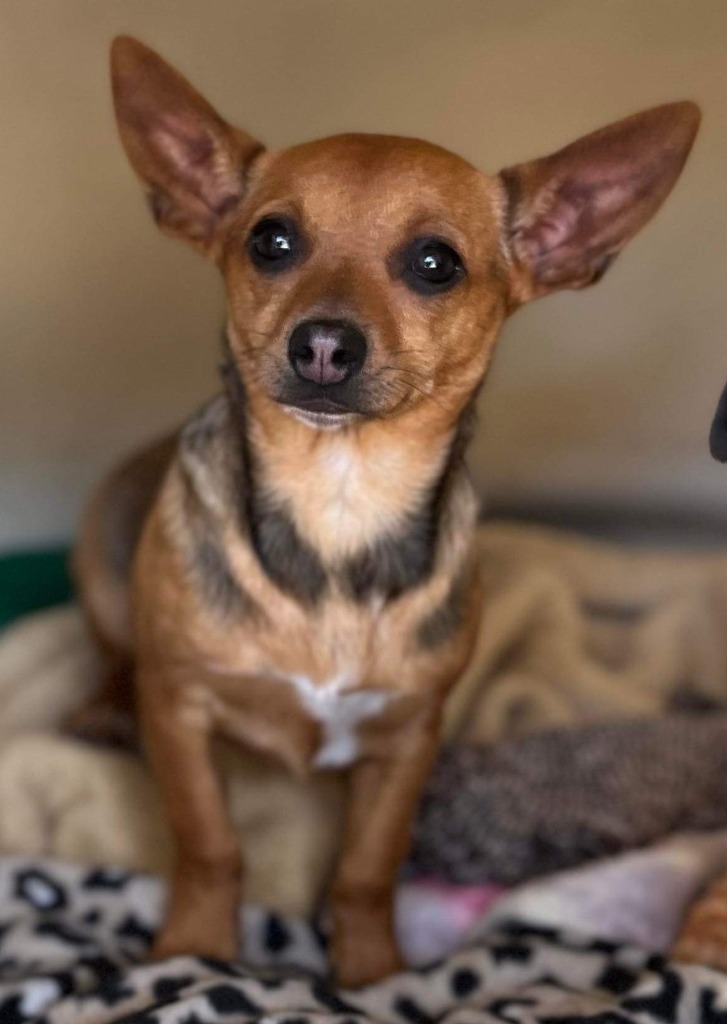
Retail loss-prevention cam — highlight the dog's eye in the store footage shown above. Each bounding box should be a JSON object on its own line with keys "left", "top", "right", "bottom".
{"left": 402, "top": 239, "right": 465, "bottom": 295}
{"left": 248, "top": 217, "right": 299, "bottom": 272}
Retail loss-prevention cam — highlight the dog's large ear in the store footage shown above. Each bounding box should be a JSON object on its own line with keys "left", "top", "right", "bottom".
{"left": 110, "top": 36, "right": 264, "bottom": 257}
{"left": 499, "top": 102, "right": 700, "bottom": 305}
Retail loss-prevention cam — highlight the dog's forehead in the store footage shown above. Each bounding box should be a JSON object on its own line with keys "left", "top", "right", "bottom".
{"left": 271, "top": 133, "right": 477, "bottom": 179}
{"left": 250, "top": 133, "right": 498, "bottom": 234}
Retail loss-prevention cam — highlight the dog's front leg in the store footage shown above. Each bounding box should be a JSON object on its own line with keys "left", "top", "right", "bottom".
{"left": 330, "top": 707, "right": 442, "bottom": 987}
{"left": 139, "top": 676, "right": 243, "bottom": 962}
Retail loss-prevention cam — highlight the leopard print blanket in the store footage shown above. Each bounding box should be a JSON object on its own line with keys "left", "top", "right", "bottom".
{"left": 2, "top": 856, "right": 726, "bottom": 1024}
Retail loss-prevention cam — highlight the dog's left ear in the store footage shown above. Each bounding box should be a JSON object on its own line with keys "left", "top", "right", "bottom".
{"left": 111, "top": 36, "right": 265, "bottom": 258}
{"left": 499, "top": 101, "right": 700, "bottom": 306}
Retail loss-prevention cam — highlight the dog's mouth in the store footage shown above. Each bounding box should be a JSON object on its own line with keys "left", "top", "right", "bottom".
{"left": 273, "top": 375, "right": 373, "bottom": 428}
{"left": 280, "top": 394, "right": 361, "bottom": 430}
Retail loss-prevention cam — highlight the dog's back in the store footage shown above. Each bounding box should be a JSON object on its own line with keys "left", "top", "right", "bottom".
{"left": 74, "top": 434, "right": 176, "bottom": 658}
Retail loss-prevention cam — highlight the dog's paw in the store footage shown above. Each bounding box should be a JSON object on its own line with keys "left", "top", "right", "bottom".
{"left": 330, "top": 904, "right": 404, "bottom": 988}
{"left": 673, "top": 875, "right": 727, "bottom": 970}
{"left": 149, "top": 924, "right": 240, "bottom": 964}
{"left": 331, "top": 933, "right": 404, "bottom": 988}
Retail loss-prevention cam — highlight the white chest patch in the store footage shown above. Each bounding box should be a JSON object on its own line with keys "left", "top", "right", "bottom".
{"left": 286, "top": 672, "right": 395, "bottom": 768}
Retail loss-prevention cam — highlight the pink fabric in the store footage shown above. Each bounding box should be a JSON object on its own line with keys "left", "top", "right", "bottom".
{"left": 397, "top": 832, "right": 727, "bottom": 966}
{"left": 396, "top": 879, "right": 505, "bottom": 965}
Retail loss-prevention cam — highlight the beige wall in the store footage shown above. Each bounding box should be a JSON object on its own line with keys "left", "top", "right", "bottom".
{"left": 1, "top": 0, "right": 726, "bottom": 548}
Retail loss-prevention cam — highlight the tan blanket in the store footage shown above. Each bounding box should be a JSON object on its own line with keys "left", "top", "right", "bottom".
{"left": 2, "top": 521, "right": 726, "bottom": 915}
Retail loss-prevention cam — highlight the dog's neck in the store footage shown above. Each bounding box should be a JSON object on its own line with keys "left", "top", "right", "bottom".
{"left": 251, "top": 399, "right": 458, "bottom": 563}
{"left": 221, "top": 354, "right": 475, "bottom": 592}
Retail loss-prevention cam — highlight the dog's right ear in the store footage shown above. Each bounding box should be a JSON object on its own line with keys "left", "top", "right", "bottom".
{"left": 110, "top": 36, "right": 264, "bottom": 258}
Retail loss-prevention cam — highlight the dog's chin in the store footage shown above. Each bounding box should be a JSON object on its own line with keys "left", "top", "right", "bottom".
{"left": 283, "top": 405, "right": 360, "bottom": 431}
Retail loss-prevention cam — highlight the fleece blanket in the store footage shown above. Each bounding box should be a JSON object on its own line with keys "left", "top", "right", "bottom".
{"left": 3, "top": 855, "right": 727, "bottom": 1024}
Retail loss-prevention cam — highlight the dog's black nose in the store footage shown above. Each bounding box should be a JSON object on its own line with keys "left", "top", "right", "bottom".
{"left": 288, "top": 319, "right": 367, "bottom": 386}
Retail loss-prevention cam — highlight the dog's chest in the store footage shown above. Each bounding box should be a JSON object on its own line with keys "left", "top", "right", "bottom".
{"left": 283, "top": 672, "right": 395, "bottom": 768}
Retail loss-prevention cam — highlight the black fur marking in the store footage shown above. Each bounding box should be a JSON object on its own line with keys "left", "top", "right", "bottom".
{"left": 343, "top": 507, "right": 438, "bottom": 601}
{"left": 247, "top": 497, "right": 328, "bottom": 605}
{"left": 221, "top": 345, "right": 328, "bottom": 606}
{"left": 178, "top": 402, "right": 259, "bottom": 622}
{"left": 342, "top": 400, "right": 477, "bottom": 603}
{"left": 192, "top": 536, "right": 257, "bottom": 619}
{"left": 417, "top": 570, "right": 469, "bottom": 650}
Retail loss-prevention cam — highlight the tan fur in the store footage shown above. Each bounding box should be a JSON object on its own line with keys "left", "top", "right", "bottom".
{"left": 674, "top": 873, "right": 727, "bottom": 971}
{"left": 74, "top": 35, "right": 699, "bottom": 986}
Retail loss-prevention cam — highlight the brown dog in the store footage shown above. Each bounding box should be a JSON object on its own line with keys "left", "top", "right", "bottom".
{"left": 74, "top": 35, "right": 700, "bottom": 987}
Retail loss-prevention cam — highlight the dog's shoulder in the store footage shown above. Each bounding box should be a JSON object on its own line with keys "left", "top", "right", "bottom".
{"left": 179, "top": 392, "right": 233, "bottom": 480}
{"left": 176, "top": 393, "right": 242, "bottom": 518}
{"left": 156, "top": 394, "right": 257, "bottom": 619}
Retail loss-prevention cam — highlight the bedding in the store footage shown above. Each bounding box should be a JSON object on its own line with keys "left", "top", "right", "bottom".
{"left": 412, "top": 715, "right": 727, "bottom": 884}
{"left": 6, "top": 520, "right": 727, "bottom": 916}
{"left": 2, "top": 855, "right": 727, "bottom": 1024}
{"left": 5, "top": 523, "right": 727, "bottom": 1020}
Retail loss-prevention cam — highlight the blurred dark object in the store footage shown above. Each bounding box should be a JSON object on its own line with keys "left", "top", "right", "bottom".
{"left": 710, "top": 381, "right": 727, "bottom": 462}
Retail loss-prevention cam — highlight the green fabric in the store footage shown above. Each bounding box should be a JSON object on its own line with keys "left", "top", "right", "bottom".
{"left": 0, "top": 549, "right": 74, "bottom": 630}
